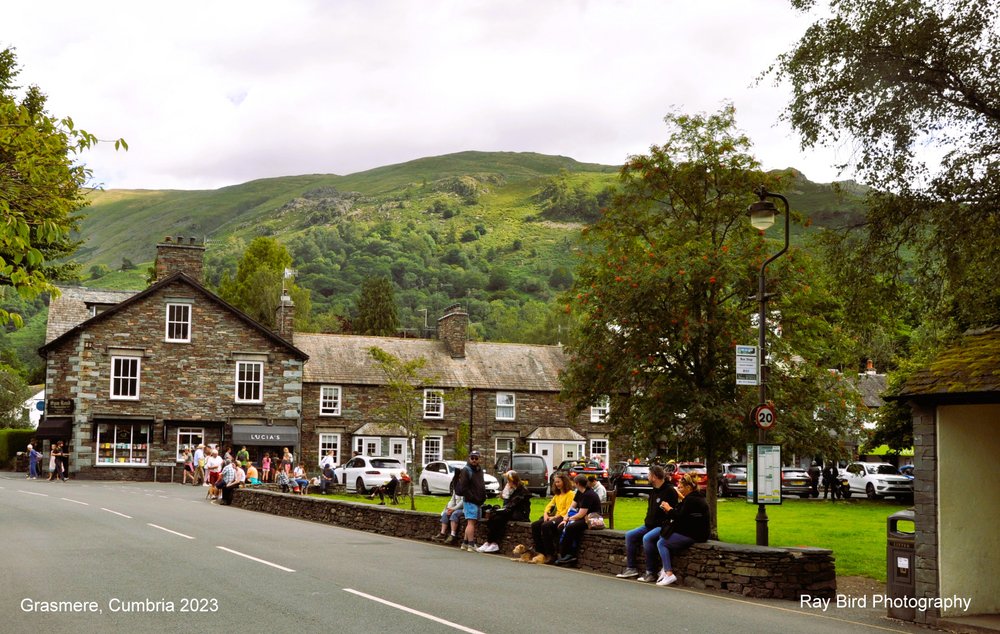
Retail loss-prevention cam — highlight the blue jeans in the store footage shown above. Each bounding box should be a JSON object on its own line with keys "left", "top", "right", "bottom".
{"left": 657, "top": 532, "right": 696, "bottom": 573}
{"left": 625, "top": 525, "right": 662, "bottom": 572}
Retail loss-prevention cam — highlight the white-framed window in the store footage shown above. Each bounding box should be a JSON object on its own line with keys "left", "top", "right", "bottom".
{"left": 319, "top": 433, "right": 340, "bottom": 468}
{"left": 319, "top": 385, "right": 342, "bottom": 416}
{"left": 354, "top": 436, "right": 380, "bottom": 456}
{"left": 496, "top": 392, "right": 516, "bottom": 420}
{"left": 165, "top": 303, "right": 191, "bottom": 342}
{"left": 176, "top": 427, "right": 205, "bottom": 461}
{"left": 495, "top": 437, "right": 515, "bottom": 455}
{"left": 235, "top": 361, "right": 263, "bottom": 403}
{"left": 590, "top": 439, "right": 608, "bottom": 464}
{"left": 590, "top": 396, "right": 610, "bottom": 423}
{"left": 110, "top": 356, "right": 141, "bottom": 400}
{"left": 423, "top": 389, "right": 444, "bottom": 419}
{"left": 96, "top": 422, "right": 149, "bottom": 466}
{"left": 423, "top": 436, "right": 443, "bottom": 465}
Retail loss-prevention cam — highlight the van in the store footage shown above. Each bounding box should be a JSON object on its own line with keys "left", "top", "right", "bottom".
{"left": 495, "top": 453, "right": 548, "bottom": 496}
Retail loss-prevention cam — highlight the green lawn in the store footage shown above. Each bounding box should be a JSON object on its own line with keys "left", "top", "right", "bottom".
{"left": 309, "top": 491, "right": 905, "bottom": 581}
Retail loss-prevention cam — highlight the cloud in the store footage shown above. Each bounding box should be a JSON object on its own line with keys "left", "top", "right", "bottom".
{"left": 6, "top": 0, "right": 843, "bottom": 190}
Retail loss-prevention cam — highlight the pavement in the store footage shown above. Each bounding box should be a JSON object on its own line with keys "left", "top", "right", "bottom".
{"left": 0, "top": 473, "right": 963, "bottom": 634}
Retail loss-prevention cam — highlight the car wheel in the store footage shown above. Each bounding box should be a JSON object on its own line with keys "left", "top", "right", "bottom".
{"left": 421, "top": 479, "right": 430, "bottom": 495}
{"left": 866, "top": 483, "right": 879, "bottom": 500}
{"left": 356, "top": 477, "right": 367, "bottom": 495}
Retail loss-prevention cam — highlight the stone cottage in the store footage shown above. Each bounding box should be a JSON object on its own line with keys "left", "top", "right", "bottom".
{"left": 38, "top": 238, "right": 307, "bottom": 480}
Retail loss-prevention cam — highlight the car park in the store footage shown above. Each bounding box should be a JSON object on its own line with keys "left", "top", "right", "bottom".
{"left": 609, "top": 462, "right": 652, "bottom": 497}
{"left": 844, "top": 462, "right": 914, "bottom": 500}
{"left": 780, "top": 467, "right": 813, "bottom": 498}
{"left": 549, "top": 459, "right": 609, "bottom": 490}
{"left": 718, "top": 463, "right": 748, "bottom": 497}
{"left": 335, "top": 456, "right": 406, "bottom": 494}
{"left": 419, "top": 460, "right": 500, "bottom": 497}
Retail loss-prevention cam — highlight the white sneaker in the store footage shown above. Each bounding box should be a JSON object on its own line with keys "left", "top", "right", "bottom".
{"left": 483, "top": 543, "right": 500, "bottom": 553}
{"left": 474, "top": 543, "right": 487, "bottom": 552}
{"left": 616, "top": 568, "right": 640, "bottom": 578}
{"left": 656, "top": 572, "right": 677, "bottom": 586}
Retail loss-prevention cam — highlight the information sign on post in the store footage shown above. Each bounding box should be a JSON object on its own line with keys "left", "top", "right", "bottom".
{"left": 735, "top": 345, "right": 758, "bottom": 386}
{"left": 746, "top": 443, "right": 782, "bottom": 505}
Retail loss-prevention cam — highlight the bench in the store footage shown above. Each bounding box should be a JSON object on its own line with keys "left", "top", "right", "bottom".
{"left": 600, "top": 490, "right": 616, "bottom": 530}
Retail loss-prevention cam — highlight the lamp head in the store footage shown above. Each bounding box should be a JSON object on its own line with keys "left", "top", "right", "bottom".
{"left": 747, "top": 195, "right": 777, "bottom": 231}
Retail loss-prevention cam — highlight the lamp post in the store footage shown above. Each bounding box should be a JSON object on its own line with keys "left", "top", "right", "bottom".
{"left": 747, "top": 186, "right": 790, "bottom": 547}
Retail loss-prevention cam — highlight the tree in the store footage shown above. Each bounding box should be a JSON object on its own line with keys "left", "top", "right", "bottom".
{"left": 1, "top": 47, "right": 123, "bottom": 326}
{"left": 217, "top": 237, "right": 311, "bottom": 329}
{"left": 561, "top": 106, "right": 861, "bottom": 537}
{"left": 0, "top": 363, "right": 32, "bottom": 428}
{"left": 353, "top": 277, "right": 399, "bottom": 336}
{"left": 367, "top": 346, "right": 463, "bottom": 510}
{"left": 771, "top": 0, "right": 1000, "bottom": 451}
{"left": 771, "top": 0, "right": 1000, "bottom": 335}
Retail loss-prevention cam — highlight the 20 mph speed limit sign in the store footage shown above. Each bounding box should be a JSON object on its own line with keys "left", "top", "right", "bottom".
{"left": 753, "top": 403, "right": 776, "bottom": 430}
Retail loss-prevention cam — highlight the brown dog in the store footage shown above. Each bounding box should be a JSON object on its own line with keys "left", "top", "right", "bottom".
{"left": 207, "top": 483, "right": 220, "bottom": 500}
{"left": 510, "top": 544, "right": 536, "bottom": 563}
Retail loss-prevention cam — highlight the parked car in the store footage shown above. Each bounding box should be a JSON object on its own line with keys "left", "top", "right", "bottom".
{"left": 780, "top": 467, "right": 813, "bottom": 498}
{"left": 844, "top": 462, "right": 914, "bottom": 500}
{"left": 718, "top": 463, "right": 748, "bottom": 498}
{"left": 335, "top": 456, "right": 406, "bottom": 494}
{"left": 549, "top": 459, "right": 609, "bottom": 490}
{"left": 419, "top": 460, "right": 500, "bottom": 497}
{"left": 609, "top": 462, "right": 652, "bottom": 497}
{"left": 494, "top": 453, "right": 548, "bottom": 496}
{"left": 667, "top": 462, "right": 709, "bottom": 491}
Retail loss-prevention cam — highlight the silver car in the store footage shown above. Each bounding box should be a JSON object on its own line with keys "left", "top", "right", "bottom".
{"left": 844, "top": 462, "right": 913, "bottom": 500}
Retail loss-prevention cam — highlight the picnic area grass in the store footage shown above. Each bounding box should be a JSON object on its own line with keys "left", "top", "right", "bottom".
{"left": 309, "top": 490, "right": 907, "bottom": 581}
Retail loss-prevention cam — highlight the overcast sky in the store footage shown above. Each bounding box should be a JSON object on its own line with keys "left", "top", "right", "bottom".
{"left": 5, "top": 1, "right": 851, "bottom": 191}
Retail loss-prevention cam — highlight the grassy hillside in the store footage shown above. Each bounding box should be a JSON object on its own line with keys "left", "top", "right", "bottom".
{"left": 0, "top": 152, "right": 867, "bottom": 378}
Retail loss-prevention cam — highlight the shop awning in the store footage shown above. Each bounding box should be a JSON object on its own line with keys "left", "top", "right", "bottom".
{"left": 35, "top": 417, "right": 72, "bottom": 440}
{"left": 231, "top": 425, "right": 299, "bottom": 446}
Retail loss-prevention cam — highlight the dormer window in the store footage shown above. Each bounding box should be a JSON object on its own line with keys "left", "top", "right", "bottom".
{"left": 165, "top": 303, "right": 191, "bottom": 342}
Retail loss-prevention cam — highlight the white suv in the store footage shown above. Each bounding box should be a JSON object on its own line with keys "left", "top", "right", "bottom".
{"left": 843, "top": 462, "right": 913, "bottom": 500}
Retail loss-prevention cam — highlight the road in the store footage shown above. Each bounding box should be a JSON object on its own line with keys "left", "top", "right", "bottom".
{"left": 1, "top": 474, "right": 929, "bottom": 634}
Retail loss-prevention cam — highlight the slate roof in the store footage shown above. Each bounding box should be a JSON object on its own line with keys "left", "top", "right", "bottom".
{"left": 45, "top": 286, "right": 141, "bottom": 344}
{"left": 295, "top": 333, "right": 566, "bottom": 391}
{"left": 40, "top": 273, "right": 307, "bottom": 359}
{"left": 854, "top": 372, "right": 888, "bottom": 408}
{"left": 897, "top": 326, "right": 1000, "bottom": 401}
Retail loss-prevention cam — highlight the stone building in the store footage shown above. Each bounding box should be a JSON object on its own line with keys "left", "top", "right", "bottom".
{"left": 296, "top": 304, "right": 611, "bottom": 474}
{"left": 39, "top": 243, "right": 611, "bottom": 481}
{"left": 891, "top": 326, "right": 1000, "bottom": 628}
{"left": 38, "top": 238, "right": 307, "bottom": 480}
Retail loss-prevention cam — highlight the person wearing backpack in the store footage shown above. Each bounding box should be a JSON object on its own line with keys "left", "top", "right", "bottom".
{"left": 457, "top": 451, "right": 486, "bottom": 552}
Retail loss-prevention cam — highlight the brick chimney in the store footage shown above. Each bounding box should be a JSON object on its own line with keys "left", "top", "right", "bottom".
{"left": 275, "top": 291, "right": 295, "bottom": 342}
{"left": 155, "top": 236, "right": 205, "bottom": 283}
{"left": 437, "top": 303, "right": 468, "bottom": 358}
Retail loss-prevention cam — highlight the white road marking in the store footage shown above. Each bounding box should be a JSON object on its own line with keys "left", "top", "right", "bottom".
{"left": 216, "top": 546, "right": 295, "bottom": 572}
{"left": 147, "top": 523, "right": 194, "bottom": 539}
{"left": 158, "top": 495, "right": 170, "bottom": 499}
{"left": 343, "top": 588, "right": 484, "bottom": 634}
{"left": 101, "top": 508, "right": 132, "bottom": 519}
{"left": 18, "top": 490, "right": 48, "bottom": 497}
{"left": 60, "top": 497, "right": 89, "bottom": 505}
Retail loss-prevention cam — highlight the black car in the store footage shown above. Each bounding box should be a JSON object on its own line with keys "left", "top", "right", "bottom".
{"left": 609, "top": 462, "right": 652, "bottom": 497}
{"left": 718, "top": 463, "right": 748, "bottom": 498}
{"left": 549, "top": 459, "right": 609, "bottom": 490}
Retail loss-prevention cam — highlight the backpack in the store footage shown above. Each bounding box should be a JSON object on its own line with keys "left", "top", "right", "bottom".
{"left": 452, "top": 467, "right": 466, "bottom": 496}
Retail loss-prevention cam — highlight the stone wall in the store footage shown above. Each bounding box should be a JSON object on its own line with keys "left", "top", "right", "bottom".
{"left": 910, "top": 401, "right": 939, "bottom": 626}
{"left": 232, "top": 488, "right": 835, "bottom": 600}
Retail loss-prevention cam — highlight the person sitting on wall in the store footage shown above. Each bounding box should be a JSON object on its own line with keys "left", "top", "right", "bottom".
{"left": 477, "top": 470, "right": 531, "bottom": 553}
{"left": 554, "top": 474, "right": 602, "bottom": 566}
{"left": 276, "top": 467, "right": 292, "bottom": 492}
{"left": 587, "top": 474, "right": 607, "bottom": 502}
{"left": 654, "top": 472, "right": 710, "bottom": 586}
{"left": 292, "top": 463, "right": 310, "bottom": 494}
{"left": 320, "top": 462, "right": 337, "bottom": 494}
{"left": 530, "top": 472, "right": 575, "bottom": 564}
{"left": 432, "top": 468, "right": 466, "bottom": 544}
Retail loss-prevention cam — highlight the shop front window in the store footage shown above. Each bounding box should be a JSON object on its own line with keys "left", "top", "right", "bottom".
{"left": 176, "top": 427, "right": 205, "bottom": 461}
{"left": 96, "top": 423, "right": 150, "bottom": 465}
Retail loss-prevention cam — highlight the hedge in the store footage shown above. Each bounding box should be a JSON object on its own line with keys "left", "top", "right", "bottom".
{"left": 0, "top": 428, "right": 36, "bottom": 465}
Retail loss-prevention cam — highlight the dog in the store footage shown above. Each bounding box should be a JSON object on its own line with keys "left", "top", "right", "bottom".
{"left": 510, "top": 543, "right": 536, "bottom": 563}
{"left": 207, "top": 481, "right": 220, "bottom": 500}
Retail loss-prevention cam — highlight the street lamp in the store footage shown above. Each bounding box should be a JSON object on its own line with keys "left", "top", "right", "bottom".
{"left": 747, "top": 186, "right": 790, "bottom": 547}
